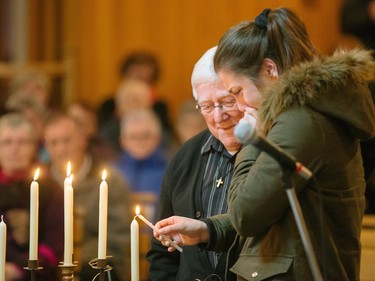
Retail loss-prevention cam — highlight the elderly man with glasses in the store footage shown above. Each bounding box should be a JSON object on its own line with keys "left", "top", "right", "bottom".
{"left": 146, "top": 47, "right": 243, "bottom": 281}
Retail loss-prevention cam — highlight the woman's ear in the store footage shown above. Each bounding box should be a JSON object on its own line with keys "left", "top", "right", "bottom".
{"left": 262, "top": 58, "right": 279, "bottom": 80}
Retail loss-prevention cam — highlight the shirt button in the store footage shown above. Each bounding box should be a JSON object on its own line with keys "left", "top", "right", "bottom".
{"left": 195, "top": 211, "right": 201, "bottom": 218}
{"left": 252, "top": 272, "right": 258, "bottom": 278}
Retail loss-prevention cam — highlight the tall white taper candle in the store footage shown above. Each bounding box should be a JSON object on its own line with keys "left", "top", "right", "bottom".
{"left": 63, "top": 162, "right": 74, "bottom": 265}
{"left": 98, "top": 170, "right": 108, "bottom": 260}
{"left": 131, "top": 206, "right": 140, "bottom": 281}
{"left": 29, "top": 168, "right": 40, "bottom": 260}
{"left": 0, "top": 215, "right": 6, "bottom": 281}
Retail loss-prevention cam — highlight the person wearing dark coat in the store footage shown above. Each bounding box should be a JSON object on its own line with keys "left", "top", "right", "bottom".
{"left": 147, "top": 47, "right": 243, "bottom": 281}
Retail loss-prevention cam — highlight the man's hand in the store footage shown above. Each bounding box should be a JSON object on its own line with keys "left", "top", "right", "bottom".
{"left": 154, "top": 216, "right": 209, "bottom": 252}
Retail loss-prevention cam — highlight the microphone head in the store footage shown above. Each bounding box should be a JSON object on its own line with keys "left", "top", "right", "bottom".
{"left": 234, "top": 122, "right": 256, "bottom": 144}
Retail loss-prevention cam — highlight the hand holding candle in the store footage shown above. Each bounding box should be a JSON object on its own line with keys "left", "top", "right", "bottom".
{"left": 29, "top": 168, "right": 40, "bottom": 261}
{"left": 135, "top": 206, "right": 183, "bottom": 252}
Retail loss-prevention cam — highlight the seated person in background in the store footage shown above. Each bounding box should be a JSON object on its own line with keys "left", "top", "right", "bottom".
{"left": 66, "top": 101, "right": 102, "bottom": 160}
{"left": 175, "top": 99, "right": 207, "bottom": 145}
{"left": 119, "top": 51, "right": 160, "bottom": 101}
{"left": 119, "top": 52, "right": 177, "bottom": 148}
{"left": 98, "top": 51, "right": 178, "bottom": 159}
{"left": 115, "top": 79, "right": 153, "bottom": 118}
{"left": 0, "top": 113, "right": 63, "bottom": 281}
{"left": 114, "top": 108, "right": 168, "bottom": 200}
{"left": 4, "top": 95, "right": 49, "bottom": 163}
{"left": 98, "top": 78, "right": 153, "bottom": 161}
{"left": 67, "top": 101, "right": 98, "bottom": 144}
{"left": 43, "top": 112, "right": 131, "bottom": 281}
{"left": 98, "top": 51, "right": 161, "bottom": 125}
{"left": 9, "top": 69, "right": 52, "bottom": 110}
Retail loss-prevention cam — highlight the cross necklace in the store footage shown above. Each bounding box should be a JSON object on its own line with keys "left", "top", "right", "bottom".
{"left": 216, "top": 177, "right": 224, "bottom": 188}
{"left": 215, "top": 163, "right": 234, "bottom": 188}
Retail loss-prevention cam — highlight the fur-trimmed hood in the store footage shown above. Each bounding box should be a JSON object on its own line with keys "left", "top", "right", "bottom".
{"left": 259, "top": 49, "right": 375, "bottom": 140}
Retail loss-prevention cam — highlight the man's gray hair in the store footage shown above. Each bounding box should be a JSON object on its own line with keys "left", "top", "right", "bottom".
{"left": 0, "top": 112, "right": 36, "bottom": 142}
{"left": 191, "top": 46, "right": 218, "bottom": 100}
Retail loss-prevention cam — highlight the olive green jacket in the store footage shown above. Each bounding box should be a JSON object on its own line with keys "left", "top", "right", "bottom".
{"left": 208, "top": 49, "right": 375, "bottom": 281}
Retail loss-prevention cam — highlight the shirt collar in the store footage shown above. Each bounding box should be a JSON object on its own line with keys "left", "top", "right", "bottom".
{"left": 201, "top": 134, "right": 225, "bottom": 155}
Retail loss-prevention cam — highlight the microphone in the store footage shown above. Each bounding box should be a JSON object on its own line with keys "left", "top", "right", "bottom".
{"left": 234, "top": 122, "right": 313, "bottom": 180}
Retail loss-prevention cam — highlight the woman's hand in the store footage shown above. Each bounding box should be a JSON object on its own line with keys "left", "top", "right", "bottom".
{"left": 154, "top": 216, "right": 209, "bottom": 252}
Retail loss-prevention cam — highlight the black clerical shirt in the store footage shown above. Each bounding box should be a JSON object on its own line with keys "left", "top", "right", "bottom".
{"left": 201, "top": 135, "right": 237, "bottom": 268}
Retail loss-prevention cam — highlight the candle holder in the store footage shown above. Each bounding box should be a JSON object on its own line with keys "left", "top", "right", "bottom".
{"left": 59, "top": 262, "right": 77, "bottom": 281}
{"left": 24, "top": 259, "right": 43, "bottom": 281}
{"left": 89, "top": 256, "right": 113, "bottom": 281}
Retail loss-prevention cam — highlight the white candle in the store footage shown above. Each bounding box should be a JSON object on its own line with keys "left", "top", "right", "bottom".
{"left": 131, "top": 206, "right": 140, "bottom": 281}
{"left": 98, "top": 170, "right": 108, "bottom": 260}
{"left": 29, "top": 168, "right": 40, "bottom": 260}
{"left": 137, "top": 214, "right": 155, "bottom": 230}
{"left": 63, "top": 162, "right": 74, "bottom": 265}
{"left": 136, "top": 209, "right": 183, "bottom": 252}
{"left": 0, "top": 216, "right": 6, "bottom": 281}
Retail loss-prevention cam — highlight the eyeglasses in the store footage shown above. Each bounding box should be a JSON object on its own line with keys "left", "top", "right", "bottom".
{"left": 0, "top": 138, "right": 33, "bottom": 147}
{"left": 195, "top": 99, "right": 237, "bottom": 114}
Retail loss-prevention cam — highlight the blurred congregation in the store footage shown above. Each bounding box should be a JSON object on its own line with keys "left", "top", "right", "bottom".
{"left": 0, "top": 0, "right": 374, "bottom": 281}
{"left": 0, "top": 50, "right": 208, "bottom": 281}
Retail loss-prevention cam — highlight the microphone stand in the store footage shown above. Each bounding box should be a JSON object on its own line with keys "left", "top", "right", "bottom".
{"left": 281, "top": 169, "right": 323, "bottom": 281}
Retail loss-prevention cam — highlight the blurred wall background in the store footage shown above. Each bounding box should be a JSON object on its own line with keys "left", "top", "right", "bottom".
{"left": 0, "top": 0, "right": 351, "bottom": 119}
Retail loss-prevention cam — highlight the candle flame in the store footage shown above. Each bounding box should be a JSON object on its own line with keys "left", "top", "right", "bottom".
{"left": 135, "top": 205, "right": 140, "bottom": 215}
{"left": 33, "top": 168, "right": 40, "bottom": 181}
{"left": 1, "top": 215, "right": 3, "bottom": 222}
{"left": 66, "top": 161, "right": 71, "bottom": 177}
{"left": 102, "top": 170, "right": 107, "bottom": 181}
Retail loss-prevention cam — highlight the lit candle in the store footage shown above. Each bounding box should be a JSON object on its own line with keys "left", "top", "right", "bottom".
{"left": 131, "top": 206, "right": 139, "bottom": 281}
{"left": 136, "top": 208, "right": 183, "bottom": 252}
{"left": 98, "top": 170, "right": 108, "bottom": 260}
{"left": 29, "top": 168, "right": 40, "bottom": 260}
{"left": 0, "top": 216, "right": 6, "bottom": 281}
{"left": 63, "top": 162, "right": 74, "bottom": 265}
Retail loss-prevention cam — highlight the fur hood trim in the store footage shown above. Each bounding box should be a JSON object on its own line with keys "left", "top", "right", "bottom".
{"left": 259, "top": 49, "right": 375, "bottom": 140}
